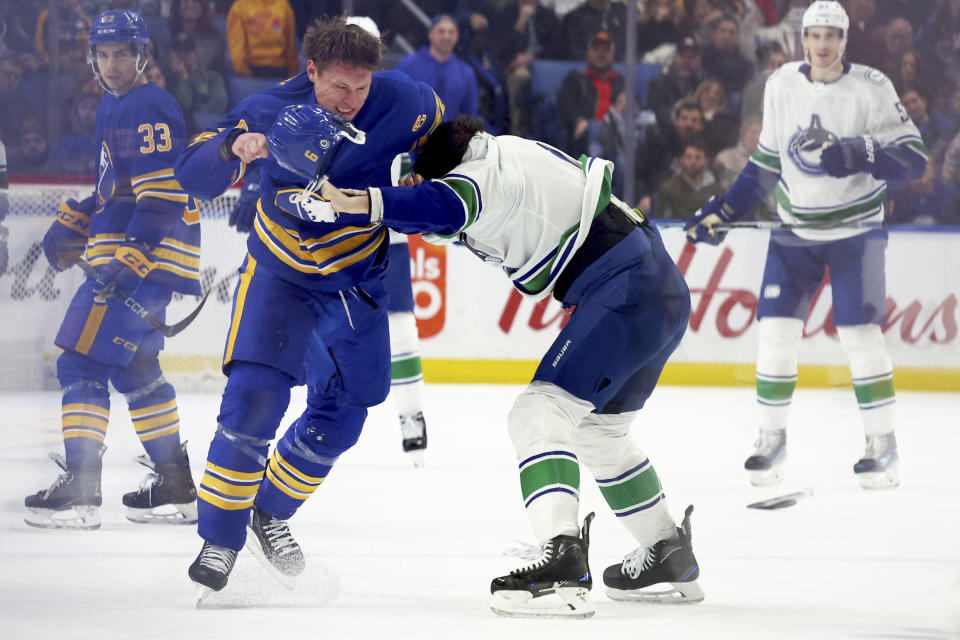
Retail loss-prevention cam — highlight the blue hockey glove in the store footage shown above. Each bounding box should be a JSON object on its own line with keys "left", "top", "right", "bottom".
{"left": 42, "top": 218, "right": 88, "bottom": 271}
{"left": 820, "top": 135, "right": 876, "bottom": 178}
{"left": 684, "top": 195, "right": 734, "bottom": 245}
{"left": 97, "top": 241, "right": 156, "bottom": 298}
{"left": 229, "top": 167, "right": 260, "bottom": 232}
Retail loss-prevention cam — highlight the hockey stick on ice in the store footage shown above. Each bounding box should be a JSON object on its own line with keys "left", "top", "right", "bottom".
{"left": 746, "top": 488, "right": 814, "bottom": 510}
{"left": 655, "top": 219, "right": 884, "bottom": 231}
{"left": 73, "top": 259, "right": 208, "bottom": 338}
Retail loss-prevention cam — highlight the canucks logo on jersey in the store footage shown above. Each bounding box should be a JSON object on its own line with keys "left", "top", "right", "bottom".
{"left": 786, "top": 114, "right": 838, "bottom": 176}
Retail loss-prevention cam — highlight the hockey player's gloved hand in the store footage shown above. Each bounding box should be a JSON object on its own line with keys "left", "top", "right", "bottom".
{"left": 820, "top": 135, "right": 876, "bottom": 178}
{"left": 97, "top": 241, "right": 155, "bottom": 297}
{"left": 229, "top": 167, "right": 260, "bottom": 232}
{"left": 684, "top": 195, "right": 733, "bottom": 245}
{"left": 42, "top": 219, "right": 87, "bottom": 271}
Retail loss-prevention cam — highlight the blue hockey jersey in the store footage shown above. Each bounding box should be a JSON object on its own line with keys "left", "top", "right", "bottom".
{"left": 57, "top": 82, "right": 202, "bottom": 296}
{"left": 175, "top": 70, "right": 443, "bottom": 292}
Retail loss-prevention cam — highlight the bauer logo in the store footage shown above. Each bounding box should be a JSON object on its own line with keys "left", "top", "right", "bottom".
{"left": 408, "top": 235, "right": 445, "bottom": 339}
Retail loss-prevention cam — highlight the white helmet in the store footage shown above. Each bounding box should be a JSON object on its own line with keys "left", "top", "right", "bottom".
{"left": 346, "top": 16, "right": 380, "bottom": 40}
{"left": 802, "top": 1, "right": 849, "bottom": 39}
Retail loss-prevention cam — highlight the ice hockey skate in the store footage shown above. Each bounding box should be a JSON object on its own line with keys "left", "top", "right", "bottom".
{"left": 604, "top": 504, "right": 704, "bottom": 603}
{"left": 24, "top": 448, "right": 104, "bottom": 530}
{"left": 189, "top": 541, "right": 238, "bottom": 605}
{"left": 399, "top": 411, "right": 427, "bottom": 467}
{"left": 122, "top": 443, "right": 198, "bottom": 524}
{"left": 245, "top": 505, "right": 305, "bottom": 589}
{"left": 489, "top": 512, "right": 595, "bottom": 618}
{"left": 744, "top": 429, "right": 786, "bottom": 486}
{"left": 854, "top": 432, "right": 899, "bottom": 489}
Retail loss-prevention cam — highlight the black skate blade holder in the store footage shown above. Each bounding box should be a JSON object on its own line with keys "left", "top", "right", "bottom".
{"left": 747, "top": 488, "right": 813, "bottom": 510}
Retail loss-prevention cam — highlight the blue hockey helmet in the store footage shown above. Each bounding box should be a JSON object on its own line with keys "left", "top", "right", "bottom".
{"left": 266, "top": 104, "right": 366, "bottom": 182}
{"left": 88, "top": 10, "right": 151, "bottom": 82}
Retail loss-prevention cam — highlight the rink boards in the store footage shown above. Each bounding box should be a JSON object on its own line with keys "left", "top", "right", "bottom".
{"left": 0, "top": 190, "right": 957, "bottom": 391}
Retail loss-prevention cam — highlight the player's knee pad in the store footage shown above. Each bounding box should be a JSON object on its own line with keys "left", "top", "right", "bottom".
{"left": 388, "top": 312, "right": 420, "bottom": 354}
{"left": 837, "top": 323, "right": 892, "bottom": 378}
{"left": 570, "top": 411, "right": 641, "bottom": 475}
{"left": 110, "top": 353, "right": 165, "bottom": 399}
{"left": 218, "top": 361, "right": 293, "bottom": 439}
{"left": 290, "top": 404, "right": 367, "bottom": 459}
{"left": 507, "top": 381, "right": 595, "bottom": 458}
{"left": 757, "top": 317, "right": 803, "bottom": 374}
{"left": 56, "top": 350, "right": 109, "bottom": 389}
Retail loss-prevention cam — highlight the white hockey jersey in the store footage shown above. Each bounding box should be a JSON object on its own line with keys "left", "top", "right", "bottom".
{"left": 418, "top": 133, "right": 614, "bottom": 299}
{"left": 750, "top": 61, "right": 926, "bottom": 240}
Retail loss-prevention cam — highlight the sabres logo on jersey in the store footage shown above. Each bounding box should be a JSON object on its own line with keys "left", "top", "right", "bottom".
{"left": 276, "top": 188, "right": 329, "bottom": 221}
{"left": 96, "top": 143, "right": 116, "bottom": 205}
{"left": 786, "top": 114, "right": 838, "bottom": 176}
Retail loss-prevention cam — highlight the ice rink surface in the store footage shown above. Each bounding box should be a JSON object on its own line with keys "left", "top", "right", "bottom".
{"left": 1, "top": 384, "right": 958, "bottom": 640}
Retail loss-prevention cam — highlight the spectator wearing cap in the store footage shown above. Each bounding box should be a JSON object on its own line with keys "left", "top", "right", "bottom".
{"left": 556, "top": 30, "right": 624, "bottom": 159}
{"left": 169, "top": 32, "right": 228, "bottom": 131}
{"left": 396, "top": 14, "right": 479, "bottom": 122}
{"left": 489, "top": 0, "right": 561, "bottom": 137}
{"left": 647, "top": 35, "right": 704, "bottom": 129}
{"left": 739, "top": 39, "right": 786, "bottom": 121}
{"left": 226, "top": 0, "right": 298, "bottom": 78}
{"left": 701, "top": 14, "right": 753, "bottom": 96}
{"left": 558, "top": 0, "right": 629, "bottom": 62}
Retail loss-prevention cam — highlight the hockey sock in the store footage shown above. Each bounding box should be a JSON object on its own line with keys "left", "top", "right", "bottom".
{"left": 124, "top": 379, "right": 181, "bottom": 464}
{"left": 838, "top": 324, "right": 896, "bottom": 436}
{"left": 57, "top": 351, "right": 111, "bottom": 469}
{"left": 388, "top": 311, "right": 424, "bottom": 417}
{"left": 508, "top": 382, "right": 594, "bottom": 543}
{"left": 755, "top": 317, "right": 803, "bottom": 431}
{"left": 572, "top": 411, "right": 676, "bottom": 548}
{"left": 256, "top": 399, "right": 366, "bottom": 519}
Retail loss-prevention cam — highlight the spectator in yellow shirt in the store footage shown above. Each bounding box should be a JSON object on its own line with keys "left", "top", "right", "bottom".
{"left": 226, "top": 0, "right": 298, "bottom": 77}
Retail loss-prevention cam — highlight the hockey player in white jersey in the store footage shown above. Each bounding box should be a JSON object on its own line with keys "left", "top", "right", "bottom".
{"left": 308, "top": 114, "right": 701, "bottom": 617}
{"left": 685, "top": 0, "right": 927, "bottom": 490}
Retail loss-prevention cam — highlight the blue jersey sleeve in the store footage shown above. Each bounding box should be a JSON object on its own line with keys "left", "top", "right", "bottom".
{"left": 121, "top": 90, "right": 193, "bottom": 246}
{"left": 377, "top": 182, "right": 466, "bottom": 236}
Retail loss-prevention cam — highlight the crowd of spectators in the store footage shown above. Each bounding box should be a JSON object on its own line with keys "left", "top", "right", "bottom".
{"left": 0, "top": 0, "right": 958, "bottom": 225}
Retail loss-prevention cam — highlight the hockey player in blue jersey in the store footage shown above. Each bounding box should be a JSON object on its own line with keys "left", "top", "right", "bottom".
{"left": 24, "top": 10, "right": 202, "bottom": 530}
{"left": 316, "top": 115, "right": 702, "bottom": 617}
{"left": 174, "top": 17, "right": 442, "bottom": 597}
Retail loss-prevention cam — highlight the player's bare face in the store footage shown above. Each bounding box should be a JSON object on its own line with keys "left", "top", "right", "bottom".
{"left": 309, "top": 61, "right": 372, "bottom": 121}
{"left": 94, "top": 42, "right": 142, "bottom": 95}
{"left": 802, "top": 27, "right": 844, "bottom": 72}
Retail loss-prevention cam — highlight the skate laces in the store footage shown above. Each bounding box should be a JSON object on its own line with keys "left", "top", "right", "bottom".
{"left": 199, "top": 545, "right": 236, "bottom": 573}
{"left": 864, "top": 433, "right": 896, "bottom": 459}
{"left": 621, "top": 545, "right": 657, "bottom": 579}
{"left": 40, "top": 453, "right": 72, "bottom": 497}
{"left": 754, "top": 430, "right": 785, "bottom": 457}
{"left": 262, "top": 515, "right": 300, "bottom": 557}
{"left": 399, "top": 413, "right": 425, "bottom": 440}
{"left": 505, "top": 539, "right": 555, "bottom": 575}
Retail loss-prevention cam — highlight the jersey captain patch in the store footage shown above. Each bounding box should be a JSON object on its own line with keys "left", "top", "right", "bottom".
{"left": 786, "top": 114, "right": 838, "bottom": 176}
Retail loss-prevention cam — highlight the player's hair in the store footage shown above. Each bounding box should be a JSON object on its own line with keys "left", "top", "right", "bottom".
{"left": 414, "top": 114, "right": 486, "bottom": 180}
{"left": 303, "top": 17, "right": 381, "bottom": 73}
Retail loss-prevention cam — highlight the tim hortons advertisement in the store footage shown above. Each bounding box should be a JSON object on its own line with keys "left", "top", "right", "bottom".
{"left": 1, "top": 204, "right": 957, "bottom": 390}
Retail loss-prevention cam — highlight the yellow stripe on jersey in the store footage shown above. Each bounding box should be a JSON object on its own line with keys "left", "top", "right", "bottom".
{"left": 75, "top": 302, "right": 108, "bottom": 355}
{"left": 153, "top": 247, "right": 201, "bottom": 270}
{"left": 224, "top": 255, "right": 257, "bottom": 367}
{"left": 253, "top": 206, "right": 386, "bottom": 275}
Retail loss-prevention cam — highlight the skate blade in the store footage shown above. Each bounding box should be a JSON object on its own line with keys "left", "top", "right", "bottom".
{"left": 406, "top": 449, "right": 425, "bottom": 468}
{"left": 856, "top": 464, "right": 900, "bottom": 490}
{"left": 244, "top": 536, "right": 299, "bottom": 590}
{"left": 126, "top": 502, "right": 198, "bottom": 525}
{"left": 748, "top": 465, "right": 784, "bottom": 487}
{"left": 194, "top": 584, "right": 214, "bottom": 608}
{"left": 606, "top": 579, "right": 704, "bottom": 604}
{"left": 24, "top": 506, "right": 101, "bottom": 530}
{"left": 490, "top": 587, "right": 595, "bottom": 619}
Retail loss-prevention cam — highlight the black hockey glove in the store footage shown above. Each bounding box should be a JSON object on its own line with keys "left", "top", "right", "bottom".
{"left": 820, "top": 136, "right": 876, "bottom": 178}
